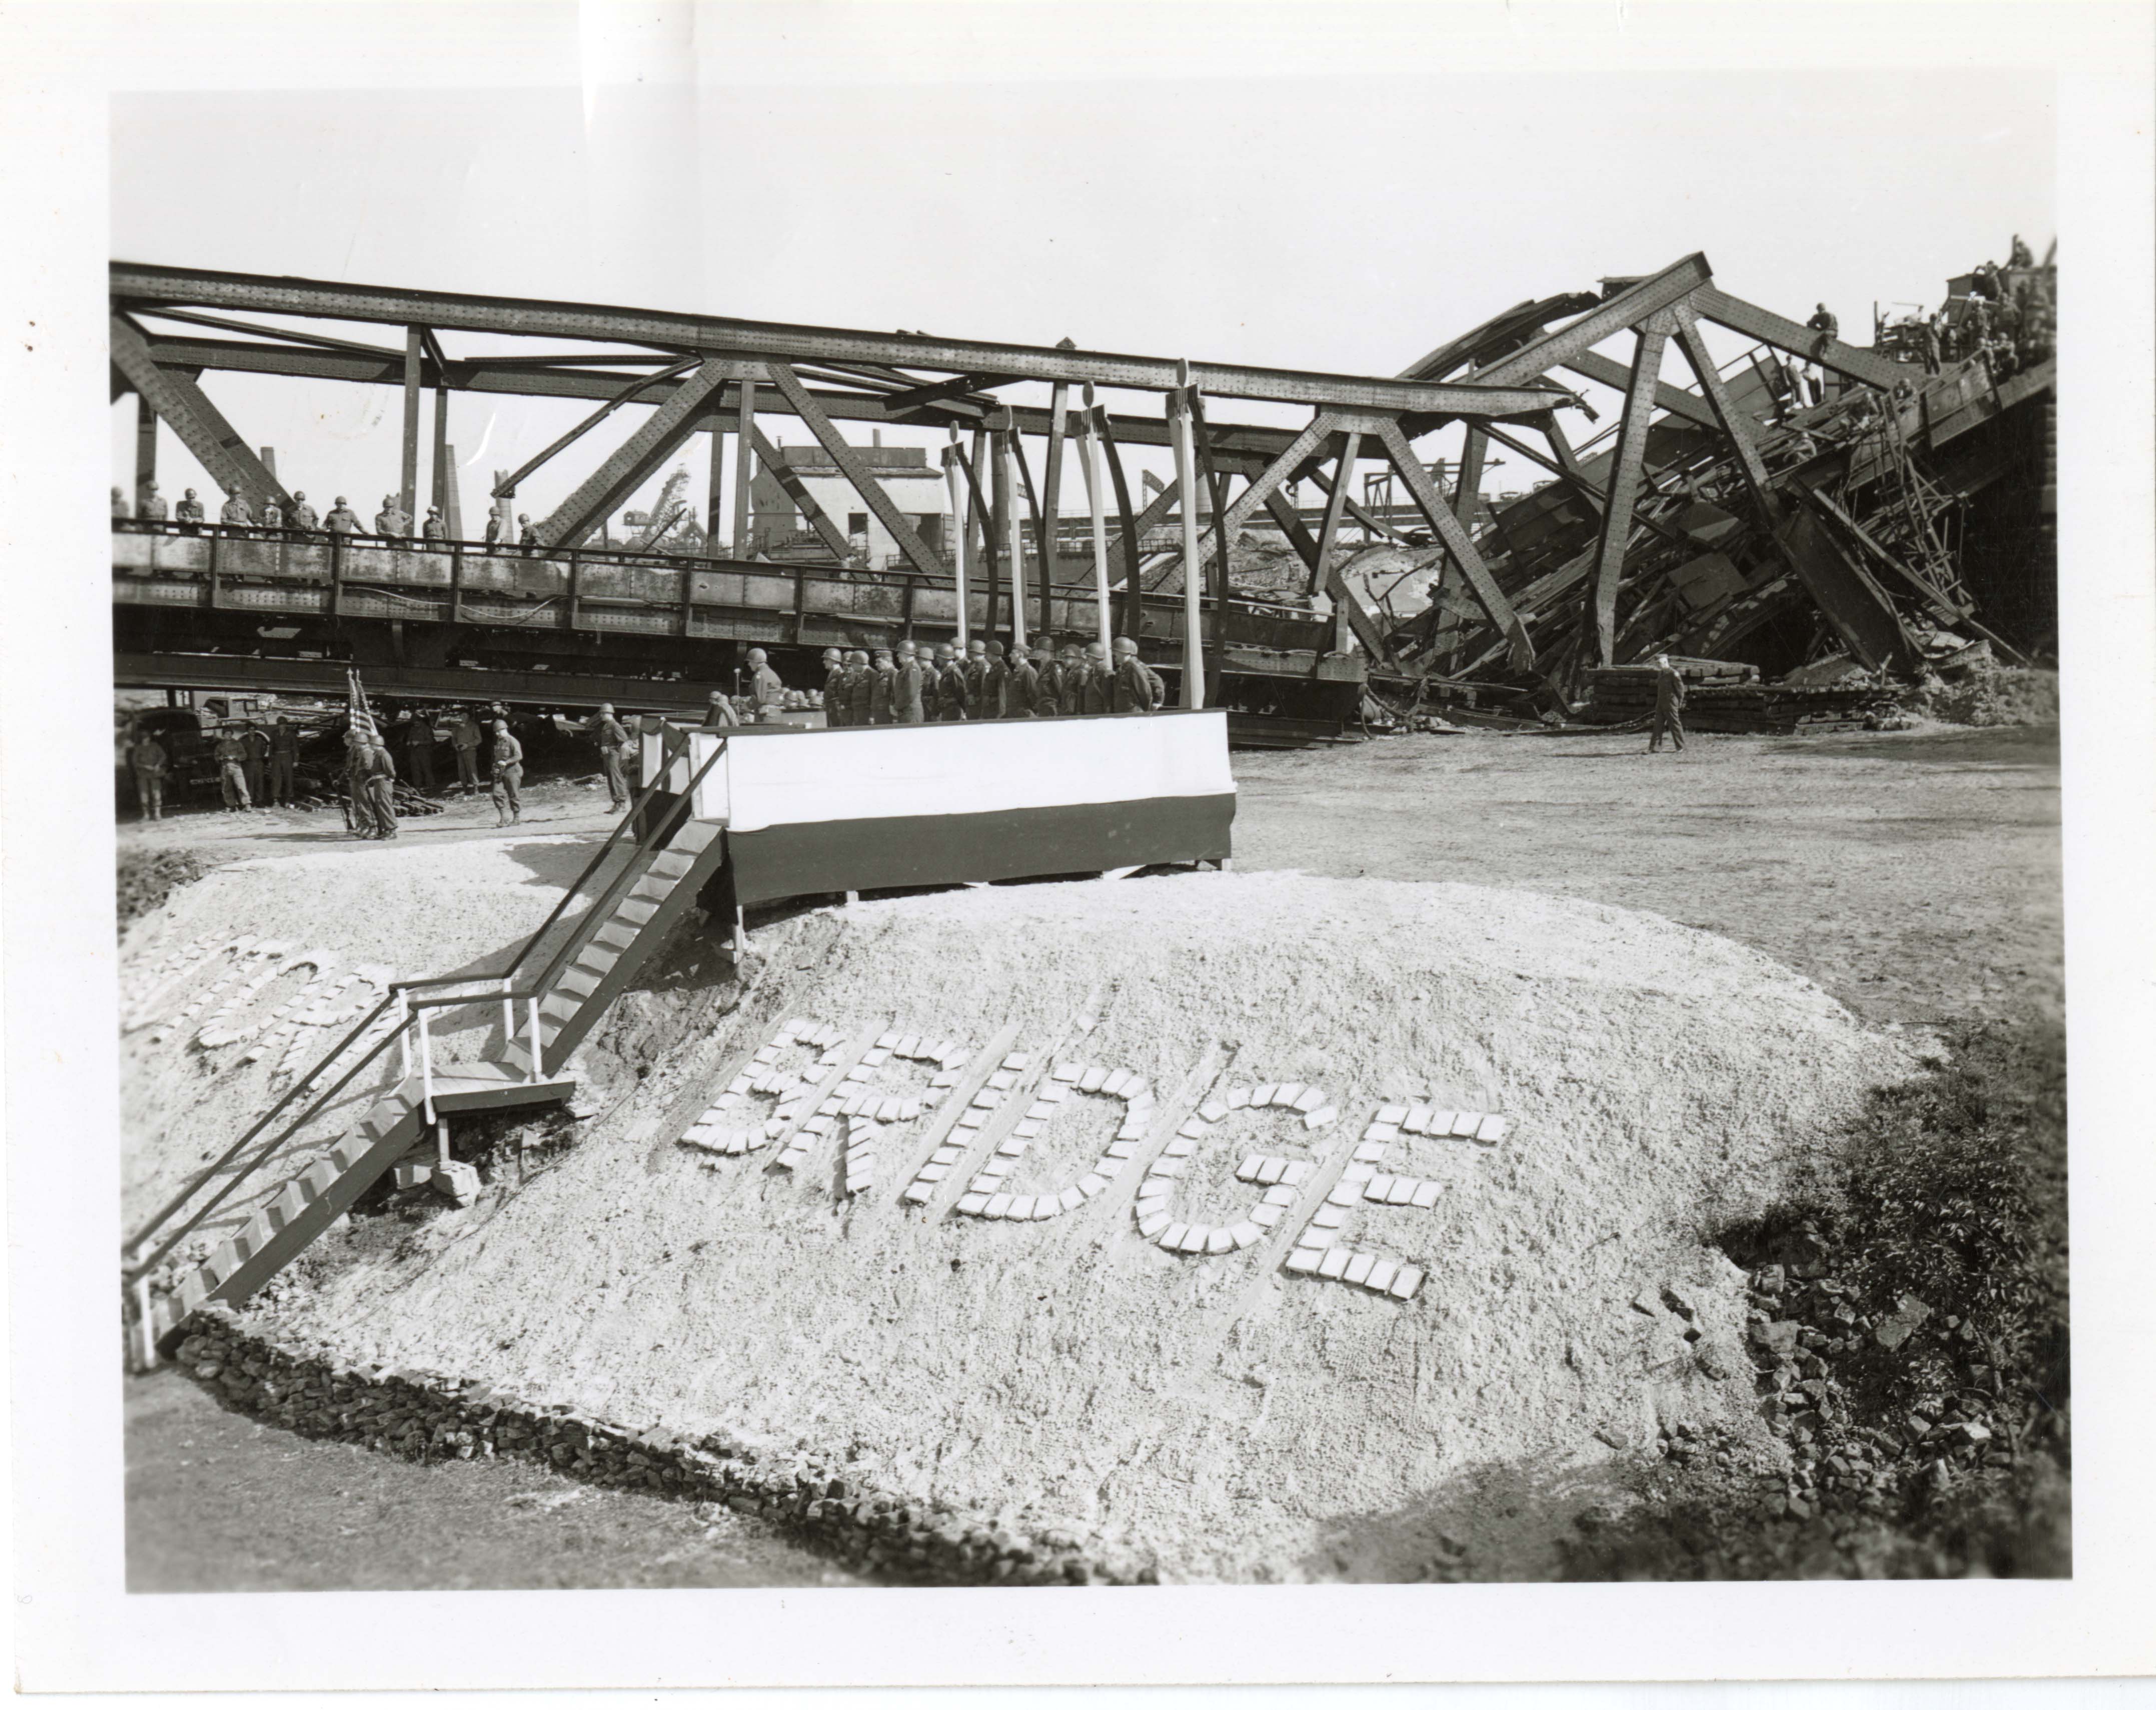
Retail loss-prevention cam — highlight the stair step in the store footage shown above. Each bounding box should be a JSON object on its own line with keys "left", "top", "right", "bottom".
{"left": 593, "top": 920, "right": 640, "bottom": 950}
{"left": 613, "top": 896, "right": 661, "bottom": 926}
{"left": 553, "top": 967, "right": 602, "bottom": 999}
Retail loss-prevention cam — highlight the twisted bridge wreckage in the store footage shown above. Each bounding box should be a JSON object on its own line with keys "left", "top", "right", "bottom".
{"left": 111, "top": 248, "right": 2054, "bottom": 743}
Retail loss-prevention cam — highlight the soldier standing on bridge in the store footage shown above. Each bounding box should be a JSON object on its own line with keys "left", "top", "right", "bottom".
{"left": 552, "top": 703, "right": 632, "bottom": 811}
{"left": 175, "top": 488, "right": 205, "bottom": 527}
{"left": 221, "top": 490, "right": 253, "bottom": 527}
{"left": 267, "top": 716, "right": 299, "bottom": 806}
{"left": 128, "top": 727, "right": 168, "bottom": 821}
{"left": 138, "top": 482, "right": 167, "bottom": 522}
{"left": 375, "top": 495, "right": 409, "bottom": 538}
{"left": 288, "top": 491, "right": 319, "bottom": 532}
{"left": 518, "top": 513, "right": 540, "bottom": 550}
{"left": 422, "top": 506, "right": 448, "bottom": 541}
{"left": 111, "top": 486, "right": 129, "bottom": 518}
{"left": 489, "top": 720, "right": 524, "bottom": 827}
{"left": 260, "top": 495, "right": 283, "bottom": 530}
{"left": 325, "top": 496, "right": 359, "bottom": 534}
{"left": 1648, "top": 653, "right": 1688, "bottom": 753}
{"left": 744, "top": 649, "right": 786, "bottom": 723}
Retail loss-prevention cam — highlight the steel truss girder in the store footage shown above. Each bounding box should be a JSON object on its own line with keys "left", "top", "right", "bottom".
{"left": 112, "top": 262, "right": 1574, "bottom": 419}
{"left": 109, "top": 316, "right": 290, "bottom": 511}
{"left": 1587, "top": 310, "right": 1677, "bottom": 666}
{"left": 1690, "top": 286, "right": 1905, "bottom": 391}
{"left": 534, "top": 359, "right": 732, "bottom": 548}
{"left": 764, "top": 361, "right": 948, "bottom": 582}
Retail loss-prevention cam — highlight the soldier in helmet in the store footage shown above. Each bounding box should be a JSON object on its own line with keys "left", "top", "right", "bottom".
{"left": 138, "top": 481, "right": 168, "bottom": 522}
{"left": 892, "top": 638, "right": 926, "bottom": 725}
{"left": 841, "top": 649, "right": 875, "bottom": 728}
{"left": 422, "top": 505, "right": 448, "bottom": 541}
{"left": 175, "top": 488, "right": 205, "bottom": 527}
{"left": 963, "top": 637, "right": 990, "bottom": 713}
{"left": 551, "top": 701, "right": 632, "bottom": 811}
{"left": 325, "top": 496, "right": 360, "bottom": 534}
{"left": 1002, "top": 639, "right": 1040, "bottom": 719}
{"left": 744, "top": 648, "right": 785, "bottom": 722}
{"left": 868, "top": 648, "right": 898, "bottom": 726}
{"left": 1081, "top": 640, "right": 1114, "bottom": 715}
{"left": 111, "top": 486, "right": 129, "bottom": 519}
{"left": 287, "top": 490, "right": 320, "bottom": 532}
{"left": 1058, "top": 641, "right": 1088, "bottom": 716}
{"left": 1648, "top": 652, "right": 1687, "bottom": 753}
{"left": 1113, "top": 635, "right": 1164, "bottom": 714}
{"left": 820, "top": 647, "right": 847, "bottom": 726}
{"left": 933, "top": 642, "right": 969, "bottom": 721}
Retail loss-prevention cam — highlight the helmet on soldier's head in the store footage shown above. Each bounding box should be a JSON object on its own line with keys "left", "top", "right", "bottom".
{"left": 747, "top": 648, "right": 768, "bottom": 665}
{"left": 1113, "top": 635, "right": 1139, "bottom": 657}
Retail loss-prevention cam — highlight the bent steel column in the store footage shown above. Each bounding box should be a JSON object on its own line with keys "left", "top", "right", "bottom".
{"left": 1585, "top": 310, "right": 1675, "bottom": 667}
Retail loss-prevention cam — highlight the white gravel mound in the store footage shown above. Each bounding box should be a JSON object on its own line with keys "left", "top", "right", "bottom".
{"left": 238, "top": 869, "right": 1909, "bottom": 1578}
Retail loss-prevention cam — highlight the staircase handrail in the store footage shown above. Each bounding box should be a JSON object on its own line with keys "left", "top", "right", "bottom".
{"left": 121, "top": 1006, "right": 406, "bottom": 1283}
{"left": 498, "top": 724, "right": 693, "bottom": 986}
{"left": 526, "top": 735, "right": 729, "bottom": 1023}
{"left": 118, "top": 724, "right": 728, "bottom": 1289}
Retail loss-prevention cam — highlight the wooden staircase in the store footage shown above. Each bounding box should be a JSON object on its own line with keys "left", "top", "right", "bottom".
{"left": 128, "top": 739, "right": 733, "bottom": 1363}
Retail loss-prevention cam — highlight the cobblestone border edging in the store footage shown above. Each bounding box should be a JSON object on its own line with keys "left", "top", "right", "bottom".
{"left": 173, "top": 1307, "right": 1157, "bottom": 1586}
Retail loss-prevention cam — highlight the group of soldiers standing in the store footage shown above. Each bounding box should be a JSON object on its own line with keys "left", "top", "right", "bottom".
{"left": 818, "top": 634, "right": 1165, "bottom": 727}
{"left": 124, "top": 716, "right": 305, "bottom": 819}
{"left": 115, "top": 483, "right": 467, "bottom": 542}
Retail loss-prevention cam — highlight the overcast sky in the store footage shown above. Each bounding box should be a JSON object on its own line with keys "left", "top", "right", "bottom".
{"left": 109, "top": 22, "right": 2055, "bottom": 535}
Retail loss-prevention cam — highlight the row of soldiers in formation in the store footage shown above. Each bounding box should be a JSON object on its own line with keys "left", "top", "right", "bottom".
{"left": 115, "top": 484, "right": 482, "bottom": 541}
{"left": 122, "top": 717, "right": 307, "bottom": 820}
{"left": 818, "top": 635, "right": 1165, "bottom": 726}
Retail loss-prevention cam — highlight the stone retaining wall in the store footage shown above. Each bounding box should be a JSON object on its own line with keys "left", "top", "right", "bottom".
{"left": 174, "top": 1306, "right": 1153, "bottom": 1586}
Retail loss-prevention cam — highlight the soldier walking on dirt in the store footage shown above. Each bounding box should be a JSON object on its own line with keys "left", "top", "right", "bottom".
{"left": 267, "top": 716, "right": 299, "bottom": 806}
{"left": 490, "top": 721, "right": 525, "bottom": 827}
{"left": 552, "top": 703, "right": 631, "bottom": 811}
{"left": 1648, "top": 654, "right": 1688, "bottom": 753}
{"left": 129, "top": 729, "right": 169, "bottom": 821}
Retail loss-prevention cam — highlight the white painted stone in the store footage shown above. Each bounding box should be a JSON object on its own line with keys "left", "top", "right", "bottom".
{"left": 1225, "top": 1086, "right": 1251, "bottom": 1109}
{"left": 875, "top": 1031, "right": 900, "bottom": 1050}
{"left": 1390, "top": 1266, "right": 1425, "bottom": 1299}
{"left": 1343, "top": 1252, "right": 1376, "bottom": 1286}
{"left": 1229, "top": 1221, "right": 1264, "bottom": 1249}
{"left": 1327, "top": 1185, "right": 1359, "bottom": 1208}
{"left": 1102, "top": 1068, "right": 1132, "bottom": 1095}
{"left": 1341, "top": 1162, "right": 1376, "bottom": 1184}
{"left": 1298, "top": 1224, "right": 1339, "bottom": 1250}
{"left": 917, "top": 1163, "right": 948, "bottom": 1182}
{"left": 986, "top": 1070, "right": 1019, "bottom": 1091}
{"left": 1057, "top": 1186, "right": 1085, "bottom": 1212}
{"left": 957, "top": 1109, "right": 987, "bottom": 1129}
{"left": 1377, "top": 1105, "right": 1408, "bottom": 1125}
{"left": 1304, "top": 1106, "right": 1338, "bottom": 1130}
{"left": 1163, "top": 1138, "right": 1196, "bottom": 1158}
{"left": 1092, "top": 1158, "right": 1124, "bottom": 1179}
{"left": 1013, "top": 1119, "right": 1043, "bottom": 1140}
{"left": 1318, "top": 1248, "right": 1352, "bottom": 1279}
{"left": 1235, "top": 1155, "right": 1264, "bottom": 1181}
{"left": 1353, "top": 1141, "right": 1388, "bottom": 1164}
{"left": 1199, "top": 1100, "right": 1229, "bottom": 1123}
{"left": 1251, "top": 1084, "right": 1277, "bottom": 1108}
{"left": 1149, "top": 1157, "right": 1187, "bottom": 1178}
{"left": 1475, "top": 1114, "right": 1509, "bottom": 1144}
{"left": 983, "top": 1194, "right": 1013, "bottom": 1218}
{"left": 1078, "top": 1175, "right": 1107, "bottom": 1197}
{"left": 1053, "top": 1061, "right": 1083, "bottom": 1083}
{"left": 1206, "top": 1228, "right": 1236, "bottom": 1254}
{"left": 1412, "top": 1180, "right": 1442, "bottom": 1209}
{"left": 1311, "top": 1205, "right": 1346, "bottom": 1228}
{"left": 1284, "top": 1248, "right": 1322, "bottom": 1274}
{"left": 1387, "top": 1178, "right": 1417, "bottom": 1206}
{"left": 1365, "top": 1259, "right": 1398, "bottom": 1294}
{"left": 996, "top": 1138, "right": 1027, "bottom": 1157}
{"left": 1035, "top": 1084, "right": 1068, "bottom": 1105}
{"left": 1160, "top": 1222, "right": 1189, "bottom": 1250}
{"left": 1273, "top": 1082, "right": 1305, "bottom": 1108}
{"left": 1263, "top": 1184, "right": 1298, "bottom": 1206}
{"left": 1139, "top": 1213, "right": 1171, "bottom": 1238}
{"left": 1283, "top": 1162, "right": 1313, "bottom": 1185}
{"left": 1251, "top": 1203, "right": 1283, "bottom": 1228}
{"left": 1003, "top": 1052, "right": 1031, "bottom": 1070}
{"left": 1080, "top": 1066, "right": 1109, "bottom": 1092}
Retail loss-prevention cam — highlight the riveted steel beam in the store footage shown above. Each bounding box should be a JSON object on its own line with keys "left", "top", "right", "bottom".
{"left": 112, "top": 260, "right": 1573, "bottom": 417}
{"left": 109, "top": 316, "right": 289, "bottom": 511}
{"left": 1691, "top": 286, "right": 1907, "bottom": 391}
{"left": 747, "top": 422, "right": 852, "bottom": 561}
{"left": 1586, "top": 310, "right": 1677, "bottom": 666}
{"left": 1367, "top": 416, "right": 1531, "bottom": 669}
{"left": 534, "top": 358, "right": 733, "bottom": 548}
{"left": 1416, "top": 253, "right": 1712, "bottom": 388}
{"left": 763, "top": 361, "right": 949, "bottom": 583}
{"left": 1558, "top": 350, "right": 1719, "bottom": 428}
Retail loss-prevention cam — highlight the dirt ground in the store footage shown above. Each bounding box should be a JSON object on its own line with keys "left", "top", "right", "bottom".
{"left": 119, "top": 721, "right": 2061, "bottom": 1586}
{"left": 1231, "top": 724, "right": 2062, "bottom": 1027}
{"left": 125, "top": 1367, "right": 859, "bottom": 1591}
